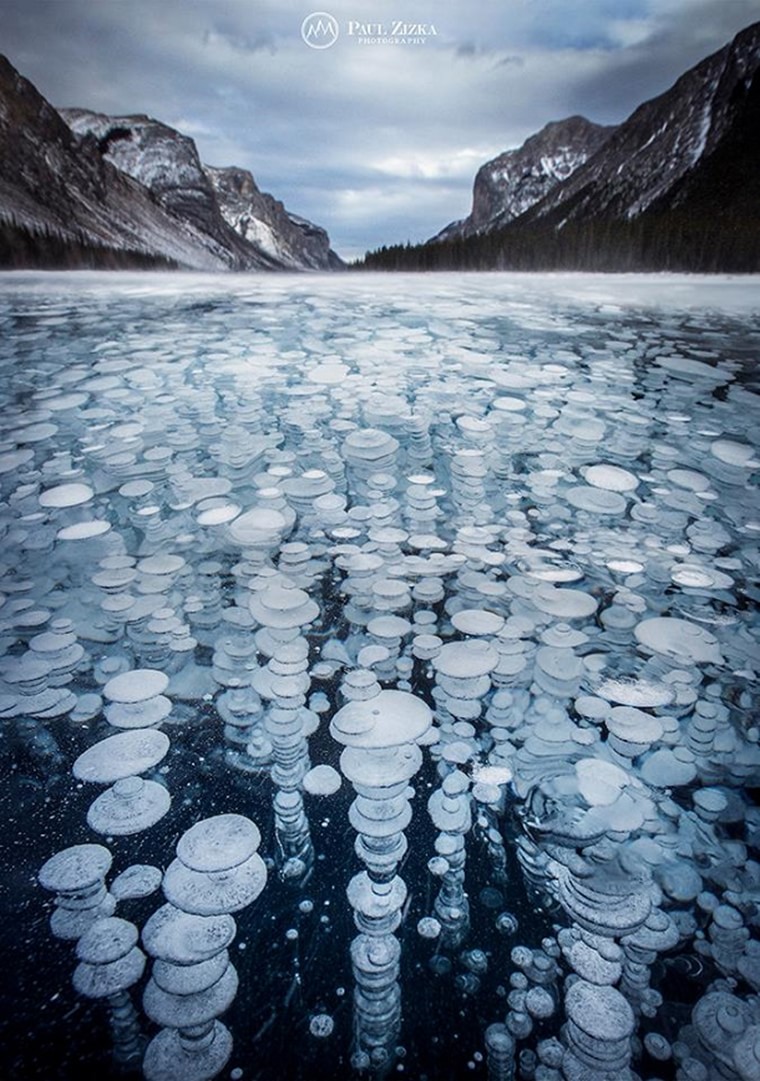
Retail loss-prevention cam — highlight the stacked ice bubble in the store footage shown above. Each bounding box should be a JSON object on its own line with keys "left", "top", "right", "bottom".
{"left": 0, "top": 271, "right": 754, "bottom": 1081}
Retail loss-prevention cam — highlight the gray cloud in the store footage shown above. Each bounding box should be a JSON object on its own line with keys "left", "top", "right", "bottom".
{"left": 563, "top": 0, "right": 760, "bottom": 122}
{"left": 494, "top": 55, "right": 526, "bottom": 69}
{"left": 0, "top": 0, "right": 756, "bottom": 258}
{"left": 203, "top": 25, "right": 278, "bottom": 56}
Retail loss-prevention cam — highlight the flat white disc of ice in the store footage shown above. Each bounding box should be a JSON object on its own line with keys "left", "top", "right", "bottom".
{"left": 564, "top": 485, "right": 628, "bottom": 515}
{"left": 671, "top": 565, "right": 732, "bottom": 589}
{"left": 491, "top": 395, "right": 527, "bottom": 412}
{"left": 564, "top": 979, "right": 634, "bottom": 1039}
{"left": 667, "top": 468, "right": 711, "bottom": 492}
{"left": 607, "top": 706, "right": 664, "bottom": 745}
{"left": 39, "top": 482, "right": 94, "bottom": 508}
{"left": 111, "top": 864, "right": 162, "bottom": 901}
{"left": 229, "top": 507, "right": 287, "bottom": 545}
{"left": 196, "top": 502, "right": 242, "bottom": 526}
{"left": 451, "top": 609, "right": 505, "bottom": 637}
{"left": 634, "top": 617, "right": 722, "bottom": 663}
{"left": 73, "top": 730, "right": 171, "bottom": 784}
{"left": 87, "top": 776, "right": 171, "bottom": 836}
{"left": 308, "top": 362, "right": 349, "bottom": 384}
{"left": 433, "top": 640, "right": 499, "bottom": 678}
{"left": 471, "top": 763, "right": 513, "bottom": 786}
{"left": 656, "top": 355, "right": 727, "bottom": 381}
{"left": 303, "top": 764, "right": 342, "bottom": 796}
{"left": 142, "top": 904, "right": 236, "bottom": 964}
{"left": 584, "top": 464, "right": 639, "bottom": 492}
{"left": 595, "top": 678, "right": 674, "bottom": 708}
{"left": 176, "top": 813, "right": 261, "bottom": 873}
{"left": 103, "top": 668, "right": 170, "bottom": 703}
{"left": 489, "top": 370, "right": 537, "bottom": 390}
{"left": 575, "top": 758, "right": 630, "bottom": 806}
{"left": 57, "top": 520, "right": 111, "bottom": 540}
{"left": 641, "top": 747, "right": 697, "bottom": 787}
{"left": 532, "top": 586, "right": 597, "bottom": 620}
{"left": 710, "top": 439, "right": 758, "bottom": 466}
{"left": 331, "top": 688, "right": 432, "bottom": 748}
{"left": 606, "top": 559, "right": 645, "bottom": 574}
{"left": 38, "top": 843, "right": 112, "bottom": 893}
{"left": 0, "top": 449, "right": 34, "bottom": 474}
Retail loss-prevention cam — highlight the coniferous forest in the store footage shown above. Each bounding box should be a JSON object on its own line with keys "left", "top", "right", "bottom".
{"left": 0, "top": 219, "right": 178, "bottom": 270}
{"left": 357, "top": 206, "right": 760, "bottom": 274}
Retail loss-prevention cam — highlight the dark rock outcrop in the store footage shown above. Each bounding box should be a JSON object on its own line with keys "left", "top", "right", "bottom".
{"left": 0, "top": 55, "right": 212, "bottom": 268}
{"left": 518, "top": 21, "right": 760, "bottom": 229}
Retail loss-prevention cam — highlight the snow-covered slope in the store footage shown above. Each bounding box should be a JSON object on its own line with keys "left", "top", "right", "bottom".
{"left": 0, "top": 55, "right": 342, "bottom": 270}
{"left": 204, "top": 165, "right": 342, "bottom": 270}
{"left": 0, "top": 56, "right": 228, "bottom": 268}
{"left": 432, "top": 117, "right": 615, "bottom": 242}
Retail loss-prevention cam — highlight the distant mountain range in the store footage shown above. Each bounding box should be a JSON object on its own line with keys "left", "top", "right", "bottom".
{"left": 363, "top": 20, "right": 760, "bottom": 273}
{"left": 2, "top": 21, "right": 758, "bottom": 275}
{"left": 0, "top": 56, "right": 342, "bottom": 270}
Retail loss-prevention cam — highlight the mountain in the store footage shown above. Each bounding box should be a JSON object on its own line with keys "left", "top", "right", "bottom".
{"left": 362, "top": 20, "right": 760, "bottom": 273}
{"left": 60, "top": 110, "right": 342, "bottom": 270}
{"left": 0, "top": 55, "right": 211, "bottom": 269}
{"left": 0, "top": 55, "right": 342, "bottom": 270}
{"left": 204, "top": 165, "right": 343, "bottom": 270}
{"left": 57, "top": 108, "right": 276, "bottom": 270}
{"left": 432, "top": 116, "right": 615, "bottom": 242}
{"left": 516, "top": 21, "right": 760, "bottom": 229}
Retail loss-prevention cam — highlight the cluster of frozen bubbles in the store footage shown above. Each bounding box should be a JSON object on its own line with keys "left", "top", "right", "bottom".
{"left": 0, "top": 273, "right": 759, "bottom": 1081}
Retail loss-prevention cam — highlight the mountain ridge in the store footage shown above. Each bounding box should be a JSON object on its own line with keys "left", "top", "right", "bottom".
{"left": 517, "top": 20, "right": 760, "bottom": 228}
{"left": 204, "top": 163, "right": 344, "bottom": 270}
{"left": 362, "top": 20, "right": 760, "bottom": 273}
{"left": 0, "top": 58, "right": 342, "bottom": 271}
{"left": 432, "top": 116, "right": 616, "bottom": 243}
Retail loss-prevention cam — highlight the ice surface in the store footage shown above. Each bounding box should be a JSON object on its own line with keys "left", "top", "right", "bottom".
{"left": 86, "top": 776, "right": 171, "bottom": 836}
{"left": 103, "top": 669, "right": 170, "bottom": 704}
{"left": 73, "top": 730, "right": 170, "bottom": 784}
{"left": 3, "top": 271, "right": 759, "bottom": 1081}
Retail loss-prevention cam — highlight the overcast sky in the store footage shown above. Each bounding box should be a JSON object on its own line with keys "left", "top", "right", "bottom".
{"left": 2, "top": 0, "right": 757, "bottom": 258}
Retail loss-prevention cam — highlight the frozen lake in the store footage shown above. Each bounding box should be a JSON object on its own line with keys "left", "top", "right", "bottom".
{"left": 1, "top": 271, "right": 759, "bottom": 1081}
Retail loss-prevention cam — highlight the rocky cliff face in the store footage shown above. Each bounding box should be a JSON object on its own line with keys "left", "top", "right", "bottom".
{"left": 204, "top": 165, "right": 342, "bottom": 270}
{"left": 367, "top": 20, "right": 760, "bottom": 273}
{"left": 0, "top": 55, "right": 342, "bottom": 270}
{"left": 60, "top": 108, "right": 342, "bottom": 270}
{"left": 0, "top": 56, "right": 221, "bottom": 268}
{"left": 433, "top": 116, "right": 615, "bottom": 242}
{"left": 518, "top": 20, "right": 760, "bottom": 228}
{"left": 58, "top": 108, "right": 266, "bottom": 268}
